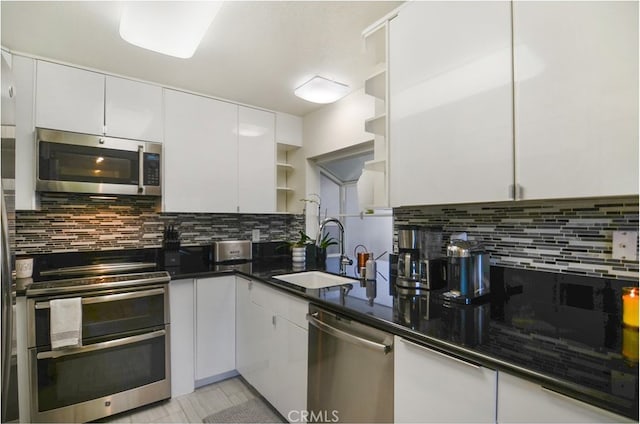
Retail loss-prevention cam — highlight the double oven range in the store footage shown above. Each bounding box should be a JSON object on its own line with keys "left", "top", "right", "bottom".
{"left": 23, "top": 257, "right": 171, "bottom": 423}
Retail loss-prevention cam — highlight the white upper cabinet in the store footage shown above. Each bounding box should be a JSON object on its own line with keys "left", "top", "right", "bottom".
{"left": 35, "top": 60, "right": 105, "bottom": 135}
{"left": 513, "top": 1, "right": 639, "bottom": 200}
{"left": 13, "top": 55, "right": 37, "bottom": 210}
{"left": 36, "top": 61, "right": 163, "bottom": 142}
{"left": 389, "top": 1, "right": 514, "bottom": 207}
{"left": 105, "top": 76, "right": 163, "bottom": 142}
{"left": 275, "top": 112, "right": 302, "bottom": 147}
{"left": 163, "top": 89, "right": 238, "bottom": 213}
{"left": 238, "top": 107, "right": 276, "bottom": 213}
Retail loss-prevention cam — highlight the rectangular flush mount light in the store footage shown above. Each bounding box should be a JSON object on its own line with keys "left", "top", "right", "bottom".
{"left": 294, "top": 76, "right": 350, "bottom": 104}
{"left": 119, "top": 2, "right": 222, "bottom": 59}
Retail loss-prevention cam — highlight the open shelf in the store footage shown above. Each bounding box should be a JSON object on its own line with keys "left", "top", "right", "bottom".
{"left": 364, "top": 158, "right": 386, "bottom": 173}
{"left": 365, "top": 114, "right": 386, "bottom": 136}
{"left": 365, "top": 69, "right": 387, "bottom": 101}
{"left": 276, "top": 162, "right": 294, "bottom": 172}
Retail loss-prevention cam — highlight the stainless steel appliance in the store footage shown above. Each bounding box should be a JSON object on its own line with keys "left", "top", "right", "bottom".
{"left": 394, "top": 287, "right": 440, "bottom": 332}
{"left": 445, "top": 240, "right": 490, "bottom": 303}
{"left": 24, "top": 265, "right": 171, "bottom": 423}
{"left": 1, "top": 50, "right": 19, "bottom": 423}
{"left": 396, "top": 226, "right": 446, "bottom": 291}
{"left": 212, "top": 240, "right": 252, "bottom": 263}
{"left": 36, "top": 128, "right": 162, "bottom": 196}
{"left": 211, "top": 240, "right": 252, "bottom": 273}
{"left": 307, "top": 305, "right": 393, "bottom": 423}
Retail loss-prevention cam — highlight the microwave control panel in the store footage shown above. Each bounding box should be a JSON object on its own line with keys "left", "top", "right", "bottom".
{"left": 143, "top": 153, "right": 161, "bottom": 186}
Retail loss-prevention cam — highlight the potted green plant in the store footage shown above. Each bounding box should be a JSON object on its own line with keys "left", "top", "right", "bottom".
{"left": 315, "top": 232, "right": 338, "bottom": 268}
{"left": 289, "top": 231, "right": 312, "bottom": 263}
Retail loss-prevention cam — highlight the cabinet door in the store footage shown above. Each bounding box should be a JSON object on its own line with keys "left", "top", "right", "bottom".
{"left": 389, "top": 1, "right": 513, "bottom": 207}
{"left": 35, "top": 61, "right": 104, "bottom": 135}
{"left": 13, "top": 55, "right": 37, "bottom": 210}
{"left": 194, "top": 276, "right": 235, "bottom": 383}
{"left": 164, "top": 89, "right": 238, "bottom": 213}
{"left": 235, "top": 277, "right": 272, "bottom": 396}
{"left": 235, "top": 277, "right": 252, "bottom": 376}
{"left": 497, "top": 372, "right": 632, "bottom": 423}
{"left": 513, "top": 1, "right": 638, "bottom": 200}
{"left": 238, "top": 106, "right": 275, "bottom": 213}
{"left": 275, "top": 112, "right": 303, "bottom": 147}
{"left": 169, "top": 279, "right": 195, "bottom": 397}
{"left": 105, "top": 76, "right": 163, "bottom": 142}
{"left": 271, "top": 315, "right": 307, "bottom": 419}
{"left": 394, "top": 336, "right": 496, "bottom": 423}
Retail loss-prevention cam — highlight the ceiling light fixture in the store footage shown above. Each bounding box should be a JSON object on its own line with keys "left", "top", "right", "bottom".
{"left": 294, "top": 76, "right": 350, "bottom": 104}
{"left": 119, "top": 2, "right": 223, "bottom": 59}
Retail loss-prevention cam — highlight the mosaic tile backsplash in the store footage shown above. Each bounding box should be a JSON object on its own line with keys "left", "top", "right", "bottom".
{"left": 15, "top": 194, "right": 304, "bottom": 255}
{"left": 394, "top": 197, "right": 639, "bottom": 280}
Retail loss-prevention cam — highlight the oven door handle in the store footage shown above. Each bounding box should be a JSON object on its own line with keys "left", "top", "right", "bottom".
{"left": 34, "top": 287, "right": 165, "bottom": 309}
{"left": 36, "top": 329, "right": 166, "bottom": 360}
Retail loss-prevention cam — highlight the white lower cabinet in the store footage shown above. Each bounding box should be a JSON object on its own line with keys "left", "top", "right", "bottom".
{"left": 236, "top": 276, "right": 308, "bottom": 420}
{"left": 394, "top": 336, "right": 497, "bottom": 423}
{"left": 169, "top": 279, "right": 195, "bottom": 397}
{"left": 194, "top": 276, "right": 236, "bottom": 385}
{"left": 497, "top": 371, "right": 633, "bottom": 423}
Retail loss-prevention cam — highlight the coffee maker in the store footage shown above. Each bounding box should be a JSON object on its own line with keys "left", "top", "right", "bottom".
{"left": 395, "top": 226, "right": 446, "bottom": 290}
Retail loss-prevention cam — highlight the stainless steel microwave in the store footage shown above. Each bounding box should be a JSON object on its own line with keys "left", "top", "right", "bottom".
{"left": 36, "top": 128, "right": 161, "bottom": 196}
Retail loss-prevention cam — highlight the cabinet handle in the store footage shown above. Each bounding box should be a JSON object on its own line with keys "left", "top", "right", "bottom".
{"left": 539, "top": 386, "right": 610, "bottom": 416}
{"left": 400, "top": 338, "right": 481, "bottom": 370}
{"left": 236, "top": 275, "right": 253, "bottom": 288}
{"left": 516, "top": 184, "right": 524, "bottom": 200}
{"left": 272, "top": 315, "right": 276, "bottom": 326}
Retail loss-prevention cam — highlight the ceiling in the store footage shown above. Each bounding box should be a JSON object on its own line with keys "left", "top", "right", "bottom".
{"left": 0, "top": 1, "right": 401, "bottom": 117}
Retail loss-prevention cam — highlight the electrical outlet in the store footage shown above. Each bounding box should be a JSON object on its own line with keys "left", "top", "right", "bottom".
{"left": 612, "top": 231, "right": 638, "bottom": 261}
{"left": 252, "top": 229, "right": 260, "bottom": 242}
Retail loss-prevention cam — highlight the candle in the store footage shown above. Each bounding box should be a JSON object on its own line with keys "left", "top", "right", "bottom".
{"left": 622, "top": 287, "right": 639, "bottom": 328}
{"left": 622, "top": 326, "right": 639, "bottom": 363}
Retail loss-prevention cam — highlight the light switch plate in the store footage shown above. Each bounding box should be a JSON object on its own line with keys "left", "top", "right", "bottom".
{"left": 612, "top": 231, "right": 638, "bottom": 261}
{"left": 252, "top": 229, "right": 260, "bottom": 242}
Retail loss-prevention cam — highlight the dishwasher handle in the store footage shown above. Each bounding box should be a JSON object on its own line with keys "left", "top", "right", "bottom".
{"left": 306, "top": 312, "right": 392, "bottom": 354}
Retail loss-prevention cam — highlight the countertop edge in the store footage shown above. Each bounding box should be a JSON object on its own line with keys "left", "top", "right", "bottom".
{"left": 171, "top": 268, "right": 638, "bottom": 421}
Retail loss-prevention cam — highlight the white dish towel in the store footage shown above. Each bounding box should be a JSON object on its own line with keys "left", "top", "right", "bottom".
{"left": 50, "top": 297, "right": 82, "bottom": 349}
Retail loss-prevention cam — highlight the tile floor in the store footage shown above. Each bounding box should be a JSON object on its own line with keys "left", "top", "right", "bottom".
{"left": 98, "top": 377, "right": 268, "bottom": 423}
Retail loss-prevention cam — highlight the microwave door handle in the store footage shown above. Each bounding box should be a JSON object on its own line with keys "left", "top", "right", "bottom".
{"left": 34, "top": 287, "right": 165, "bottom": 309}
{"left": 36, "top": 329, "right": 166, "bottom": 360}
{"left": 138, "top": 145, "right": 144, "bottom": 194}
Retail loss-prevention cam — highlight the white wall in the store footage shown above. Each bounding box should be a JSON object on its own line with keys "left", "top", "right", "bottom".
{"left": 344, "top": 183, "right": 392, "bottom": 264}
{"left": 303, "top": 88, "right": 374, "bottom": 158}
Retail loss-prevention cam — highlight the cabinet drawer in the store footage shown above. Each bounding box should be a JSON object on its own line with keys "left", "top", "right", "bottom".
{"left": 249, "top": 280, "right": 308, "bottom": 328}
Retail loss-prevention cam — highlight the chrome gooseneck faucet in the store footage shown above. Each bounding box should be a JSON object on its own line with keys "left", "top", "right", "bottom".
{"left": 317, "top": 217, "right": 353, "bottom": 275}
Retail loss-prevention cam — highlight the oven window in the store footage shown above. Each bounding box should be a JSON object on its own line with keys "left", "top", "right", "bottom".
{"left": 39, "top": 141, "right": 139, "bottom": 185}
{"left": 36, "top": 334, "right": 166, "bottom": 412}
{"left": 35, "top": 291, "right": 166, "bottom": 347}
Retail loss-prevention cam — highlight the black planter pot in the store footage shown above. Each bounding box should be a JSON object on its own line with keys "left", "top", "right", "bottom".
{"left": 305, "top": 245, "right": 327, "bottom": 269}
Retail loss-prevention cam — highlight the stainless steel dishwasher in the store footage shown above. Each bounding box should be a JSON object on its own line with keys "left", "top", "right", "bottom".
{"left": 307, "top": 304, "right": 394, "bottom": 423}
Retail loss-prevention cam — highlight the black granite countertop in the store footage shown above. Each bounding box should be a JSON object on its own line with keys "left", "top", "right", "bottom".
{"left": 20, "top": 246, "right": 639, "bottom": 419}
{"left": 172, "top": 254, "right": 638, "bottom": 420}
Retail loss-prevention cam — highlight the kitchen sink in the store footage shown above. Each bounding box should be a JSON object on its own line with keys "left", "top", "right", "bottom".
{"left": 272, "top": 271, "right": 357, "bottom": 289}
